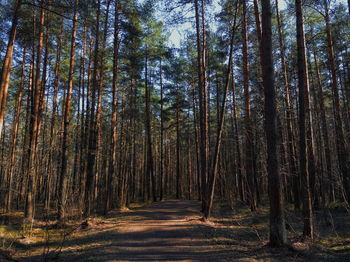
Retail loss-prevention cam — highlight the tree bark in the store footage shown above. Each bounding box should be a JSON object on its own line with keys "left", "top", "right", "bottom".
{"left": 160, "top": 58, "right": 164, "bottom": 201}
{"left": 275, "top": 0, "right": 299, "bottom": 210}
{"left": 58, "top": 0, "right": 79, "bottom": 221}
{"left": 204, "top": 0, "right": 238, "bottom": 219}
{"left": 261, "top": 0, "right": 286, "bottom": 246}
{"left": 106, "top": 0, "right": 120, "bottom": 214}
{"left": 94, "top": 0, "right": 111, "bottom": 208}
{"left": 312, "top": 48, "right": 335, "bottom": 202}
{"left": 194, "top": 0, "right": 209, "bottom": 212}
{"left": 176, "top": 105, "right": 181, "bottom": 199}
{"left": 0, "top": 0, "right": 22, "bottom": 138}
{"left": 145, "top": 54, "right": 156, "bottom": 202}
{"left": 5, "top": 47, "right": 26, "bottom": 212}
{"left": 25, "top": 1, "right": 45, "bottom": 220}
{"left": 295, "top": 0, "right": 314, "bottom": 239}
{"left": 242, "top": 0, "right": 257, "bottom": 211}
{"left": 85, "top": 0, "right": 101, "bottom": 217}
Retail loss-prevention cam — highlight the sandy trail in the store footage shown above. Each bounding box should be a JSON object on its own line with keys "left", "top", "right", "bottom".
{"left": 22, "top": 200, "right": 231, "bottom": 262}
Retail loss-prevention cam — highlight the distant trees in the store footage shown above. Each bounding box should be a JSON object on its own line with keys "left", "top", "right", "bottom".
{"left": 0, "top": 0, "right": 349, "bottom": 246}
{"left": 323, "top": 0, "right": 350, "bottom": 204}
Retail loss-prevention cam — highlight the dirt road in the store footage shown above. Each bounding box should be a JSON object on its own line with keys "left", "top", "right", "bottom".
{"left": 21, "top": 200, "right": 231, "bottom": 261}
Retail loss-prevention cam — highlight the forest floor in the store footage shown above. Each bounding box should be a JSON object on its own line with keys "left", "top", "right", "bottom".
{"left": 0, "top": 200, "right": 349, "bottom": 261}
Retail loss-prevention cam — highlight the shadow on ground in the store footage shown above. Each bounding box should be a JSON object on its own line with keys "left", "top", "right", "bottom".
{"left": 15, "top": 200, "right": 350, "bottom": 262}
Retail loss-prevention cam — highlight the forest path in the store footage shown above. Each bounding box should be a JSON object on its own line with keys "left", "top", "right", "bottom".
{"left": 17, "top": 200, "right": 348, "bottom": 262}
{"left": 22, "top": 200, "right": 232, "bottom": 261}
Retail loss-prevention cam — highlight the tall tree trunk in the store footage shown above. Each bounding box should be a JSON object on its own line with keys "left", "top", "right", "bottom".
{"left": 313, "top": 48, "right": 335, "bottom": 202}
{"left": 19, "top": 56, "right": 33, "bottom": 209}
{"left": 0, "top": 0, "right": 22, "bottom": 138}
{"left": 159, "top": 58, "right": 164, "bottom": 201}
{"left": 261, "top": 0, "right": 286, "bottom": 246}
{"left": 242, "top": 0, "right": 257, "bottom": 211}
{"left": 5, "top": 47, "right": 26, "bottom": 212}
{"left": 275, "top": 0, "right": 299, "bottom": 210}
{"left": 58, "top": 0, "right": 79, "bottom": 221}
{"left": 106, "top": 0, "right": 120, "bottom": 214}
{"left": 253, "top": 0, "right": 263, "bottom": 69}
{"left": 25, "top": 1, "right": 45, "bottom": 220}
{"left": 231, "top": 68, "right": 244, "bottom": 202}
{"left": 95, "top": 0, "right": 111, "bottom": 208}
{"left": 144, "top": 54, "right": 156, "bottom": 202}
{"left": 192, "top": 80, "right": 201, "bottom": 200}
{"left": 81, "top": 36, "right": 93, "bottom": 208}
{"left": 295, "top": 0, "right": 314, "bottom": 239}
{"left": 204, "top": 0, "right": 238, "bottom": 219}
{"left": 45, "top": 19, "right": 63, "bottom": 211}
{"left": 195, "top": 0, "right": 209, "bottom": 213}
{"left": 176, "top": 105, "right": 181, "bottom": 199}
{"left": 85, "top": 0, "right": 101, "bottom": 217}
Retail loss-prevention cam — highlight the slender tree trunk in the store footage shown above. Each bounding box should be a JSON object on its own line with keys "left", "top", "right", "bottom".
{"left": 205, "top": 0, "right": 238, "bottom": 218}
{"left": 106, "top": 0, "right": 120, "bottom": 214}
{"left": 81, "top": 36, "right": 93, "bottom": 209}
{"left": 313, "top": 48, "right": 335, "bottom": 202}
{"left": 58, "top": 0, "right": 79, "bottom": 221}
{"left": 25, "top": 2, "right": 45, "bottom": 220}
{"left": 275, "top": 0, "right": 299, "bottom": 210}
{"left": 176, "top": 105, "right": 181, "bottom": 199}
{"left": 192, "top": 80, "right": 201, "bottom": 200}
{"left": 253, "top": 0, "right": 263, "bottom": 69}
{"left": 144, "top": 54, "right": 156, "bottom": 202}
{"left": 231, "top": 68, "right": 244, "bottom": 202}
{"left": 77, "top": 25, "right": 87, "bottom": 212}
{"left": 19, "top": 56, "right": 33, "bottom": 209}
{"left": 85, "top": 0, "right": 101, "bottom": 217}
{"left": 0, "top": 0, "right": 22, "bottom": 138}
{"left": 242, "top": 0, "right": 257, "bottom": 211}
{"left": 95, "top": 0, "right": 111, "bottom": 209}
{"left": 261, "top": 0, "right": 286, "bottom": 246}
{"left": 295, "top": 0, "right": 314, "bottom": 239}
{"left": 195, "top": 0, "right": 209, "bottom": 213}
{"left": 5, "top": 47, "right": 26, "bottom": 212}
{"left": 160, "top": 58, "right": 164, "bottom": 201}
{"left": 187, "top": 137, "right": 193, "bottom": 200}
{"left": 45, "top": 19, "right": 63, "bottom": 211}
